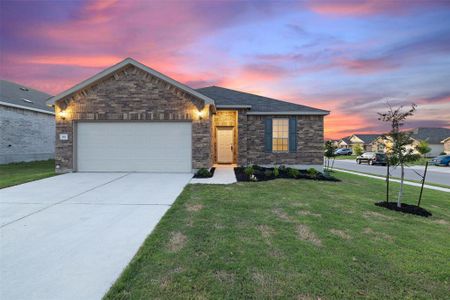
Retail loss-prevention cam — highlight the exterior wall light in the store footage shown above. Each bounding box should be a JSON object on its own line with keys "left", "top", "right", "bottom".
{"left": 197, "top": 110, "right": 204, "bottom": 120}
{"left": 59, "top": 110, "right": 67, "bottom": 120}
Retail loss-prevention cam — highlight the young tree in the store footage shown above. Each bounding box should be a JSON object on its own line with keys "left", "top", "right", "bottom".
{"left": 378, "top": 103, "right": 417, "bottom": 207}
{"left": 324, "top": 140, "right": 337, "bottom": 171}
{"left": 353, "top": 144, "right": 364, "bottom": 156}
{"left": 416, "top": 140, "right": 431, "bottom": 157}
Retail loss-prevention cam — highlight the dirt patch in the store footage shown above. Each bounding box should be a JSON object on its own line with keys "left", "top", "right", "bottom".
{"left": 432, "top": 219, "right": 449, "bottom": 225}
{"left": 214, "top": 270, "right": 235, "bottom": 284}
{"left": 167, "top": 231, "right": 187, "bottom": 252}
{"left": 296, "top": 225, "right": 322, "bottom": 246}
{"left": 291, "top": 202, "right": 309, "bottom": 207}
{"left": 257, "top": 224, "right": 274, "bottom": 239}
{"left": 298, "top": 210, "right": 321, "bottom": 217}
{"left": 363, "top": 227, "right": 393, "bottom": 242}
{"left": 272, "top": 208, "right": 291, "bottom": 221}
{"left": 330, "top": 229, "right": 351, "bottom": 240}
{"left": 252, "top": 272, "right": 267, "bottom": 286}
{"left": 363, "top": 211, "right": 394, "bottom": 220}
{"left": 186, "top": 203, "right": 203, "bottom": 212}
{"left": 214, "top": 223, "right": 225, "bottom": 229}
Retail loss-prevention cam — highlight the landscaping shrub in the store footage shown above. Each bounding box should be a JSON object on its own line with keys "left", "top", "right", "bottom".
{"left": 287, "top": 167, "right": 300, "bottom": 178}
{"left": 273, "top": 167, "right": 279, "bottom": 177}
{"left": 244, "top": 165, "right": 254, "bottom": 177}
{"left": 193, "top": 168, "right": 215, "bottom": 178}
{"left": 234, "top": 166, "right": 339, "bottom": 182}
{"left": 307, "top": 168, "right": 319, "bottom": 178}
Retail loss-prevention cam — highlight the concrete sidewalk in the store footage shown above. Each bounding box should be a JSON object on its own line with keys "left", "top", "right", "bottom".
{"left": 335, "top": 168, "right": 450, "bottom": 193}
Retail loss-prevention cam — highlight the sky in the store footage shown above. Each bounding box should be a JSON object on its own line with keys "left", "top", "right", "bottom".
{"left": 1, "top": 0, "right": 449, "bottom": 139}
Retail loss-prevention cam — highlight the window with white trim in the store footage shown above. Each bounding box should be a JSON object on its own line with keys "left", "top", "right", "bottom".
{"left": 272, "top": 118, "right": 289, "bottom": 152}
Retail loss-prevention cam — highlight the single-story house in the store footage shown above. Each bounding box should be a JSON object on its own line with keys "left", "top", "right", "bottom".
{"left": 442, "top": 137, "right": 450, "bottom": 154}
{"left": 0, "top": 80, "right": 55, "bottom": 164}
{"left": 46, "top": 58, "right": 329, "bottom": 173}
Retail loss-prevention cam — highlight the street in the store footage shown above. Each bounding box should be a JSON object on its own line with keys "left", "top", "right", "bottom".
{"left": 332, "top": 159, "right": 450, "bottom": 187}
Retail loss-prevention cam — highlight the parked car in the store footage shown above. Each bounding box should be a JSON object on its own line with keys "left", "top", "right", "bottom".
{"left": 334, "top": 148, "right": 353, "bottom": 156}
{"left": 356, "top": 152, "right": 387, "bottom": 166}
{"left": 431, "top": 155, "right": 450, "bottom": 166}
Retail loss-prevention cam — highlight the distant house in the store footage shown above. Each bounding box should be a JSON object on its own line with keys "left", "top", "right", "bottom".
{"left": 336, "top": 134, "right": 380, "bottom": 151}
{"left": 0, "top": 80, "right": 55, "bottom": 164}
{"left": 372, "top": 128, "right": 450, "bottom": 157}
{"left": 442, "top": 137, "right": 450, "bottom": 155}
{"left": 409, "top": 128, "right": 450, "bottom": 157}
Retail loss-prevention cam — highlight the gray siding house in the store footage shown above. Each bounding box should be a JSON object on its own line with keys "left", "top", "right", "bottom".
{"left": 0, "top": 80, "right": 55, "bottom": 164}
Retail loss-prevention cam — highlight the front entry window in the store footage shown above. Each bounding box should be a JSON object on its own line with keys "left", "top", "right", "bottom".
{"left": 272, "top": 118, "right": 289, "bottom": 152}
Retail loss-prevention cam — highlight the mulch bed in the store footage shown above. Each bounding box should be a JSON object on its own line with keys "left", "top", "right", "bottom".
{"left": 234, "top": 165, "right": 339, "bottom": 182}
{"left": 193, "top": 167, "right": 216, "bottom": 178}
{"left": 375, "top": 201, "right": 432, "bottom": 217}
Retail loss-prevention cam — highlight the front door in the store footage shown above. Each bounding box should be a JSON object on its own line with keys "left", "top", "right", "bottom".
{"left": 217, "top": 128, "right": 234, "bottom": 163}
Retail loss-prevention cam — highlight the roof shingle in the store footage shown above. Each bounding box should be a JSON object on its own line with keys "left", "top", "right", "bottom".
{"left": 0, "top": 80, "right": 53, "bottom": 113}
{"left": 196, "top": 86, "right": 328, "bottom": 115}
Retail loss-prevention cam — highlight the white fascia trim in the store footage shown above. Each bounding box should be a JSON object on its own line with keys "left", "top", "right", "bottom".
{"left": 216, "top": 105, "right": 252, "bottom": 109}
{"left": 246, "top": 111, "right": 329, "bottom": 116}
{"left": 441, "top": 137, "right": 450, "bottom": 143}
{"left": 0, "top": 101, "right": 55, "bottom": 115}
{"left": 46, "top": 57, "right": 215, "bottom": 106}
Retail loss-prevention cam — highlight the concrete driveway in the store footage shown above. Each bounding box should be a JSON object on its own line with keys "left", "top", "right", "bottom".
{"left": 0, "top": 172, "right": 192, "bottom": 300}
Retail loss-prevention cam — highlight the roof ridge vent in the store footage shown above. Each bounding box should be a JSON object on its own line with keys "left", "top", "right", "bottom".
{"left": 22, "top": 98, "right": 33, "bottom": 103}
{"left": 20, "top": 87, "right": 29, "bottom": 91}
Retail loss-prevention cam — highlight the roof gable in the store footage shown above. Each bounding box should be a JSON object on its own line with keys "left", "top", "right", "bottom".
{"left": 196, "top": 86, "right": 329, "bottom": 115}
{"left": 46, "top": 58, "right": 214, "bottom": 106}
{"left": 410, "top": 127, "right": 450, "bottom": 144}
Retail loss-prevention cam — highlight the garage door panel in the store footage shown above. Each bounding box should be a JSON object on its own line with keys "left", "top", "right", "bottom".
{"left": 76, "top": 122, "right": 192, "bottom": 172}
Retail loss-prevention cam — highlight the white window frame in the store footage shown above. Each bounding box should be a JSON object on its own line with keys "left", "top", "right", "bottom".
{"left": 272, "top": 118, "right": 289, "bottom": 153}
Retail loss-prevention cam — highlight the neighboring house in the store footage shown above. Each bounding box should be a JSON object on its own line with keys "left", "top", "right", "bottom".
{"left": 348, "top": 134, "right": 380, "bottom": 152}
{"left": 409, "top": 128, "right": 450, "bottom": 157}
{"left": 46, "top": 58, "right": 329, "bottom": 173}
{"left": 0, "top": 80, "right": 55, "bottom": 164}
{"left": 336, "top": 136, "right": 352, "bottom": 149}
{"left": 371, "top": 128, "right": 450, "bottom": 157}
{"left": 336, "top": 134, "right": 380, "bottom": 151}
{"left": 442, "top": 137, "right": 450, "bottom": 154}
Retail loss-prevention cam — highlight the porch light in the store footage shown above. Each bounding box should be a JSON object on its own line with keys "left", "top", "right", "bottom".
{"left": 59, "top": 110, "right": 67, "bottom": 120}
{"left": 197, "top": 110, "right": 204, "bottom": 120}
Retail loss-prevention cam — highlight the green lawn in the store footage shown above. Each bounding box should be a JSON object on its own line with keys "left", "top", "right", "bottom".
{"left": 0, "top": 160, "right": 56, "bottom": 189}
{"left": 105, "top": 173, "right": 450, "bottom": 299}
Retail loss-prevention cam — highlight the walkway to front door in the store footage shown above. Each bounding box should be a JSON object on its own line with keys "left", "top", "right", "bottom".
{"left": 190, "top": 164, "right": 237, "bottom": 184}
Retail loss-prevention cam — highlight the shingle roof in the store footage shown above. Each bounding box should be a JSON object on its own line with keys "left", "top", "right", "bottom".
{"left": 410, "top": 127, "right": 450, "bottom": 144}
{"left": 0, "top": 80, "right": 53, "bottom": 114}
{"left": 353, "top": 134, "right": 380, "bottom": 143}
{"left": 196, "top": 86, "right": 329, "bottom": 115}
{"left": 340, "top": 136, "right": 351, "bottom": 144}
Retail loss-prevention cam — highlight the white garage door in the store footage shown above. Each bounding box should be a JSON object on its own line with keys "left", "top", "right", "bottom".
{"left": 76, "top": 122, "right": 192, "bottom": 172}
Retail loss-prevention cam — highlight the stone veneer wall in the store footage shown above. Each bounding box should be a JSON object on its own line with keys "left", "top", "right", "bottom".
{"left": 237, "top": 111, "right": 324, "bottom": 166}
{"left": 55, "top": 65, "right": 212, "bottom": 173}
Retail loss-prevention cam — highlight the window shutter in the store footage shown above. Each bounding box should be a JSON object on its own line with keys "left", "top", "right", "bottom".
{"left": 289, "top": 117, "right": 297, "bottom": 153}
{"left": 264, "top": 118, "right": 272, "bottom": 153}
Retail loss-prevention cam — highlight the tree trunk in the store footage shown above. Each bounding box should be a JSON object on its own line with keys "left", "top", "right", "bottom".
{"left": 397, "top": 164, "right": 404, "bottom": 207}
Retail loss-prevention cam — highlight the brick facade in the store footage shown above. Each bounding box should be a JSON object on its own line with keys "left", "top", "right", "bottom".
{"left": 55, "top": 65, "right": 212, "bottom": 173}
{"left": 236, "top": 111, "right": 324, "bottom": 166}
